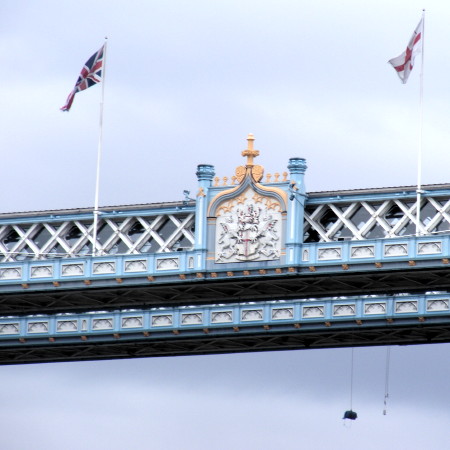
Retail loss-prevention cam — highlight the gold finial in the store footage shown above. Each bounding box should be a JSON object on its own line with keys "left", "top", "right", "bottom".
{"left": 247, "top": 133, "right": 254, "bottom": 150}
{"left": 241, "top": 133, "right": 259, "bottom": 166}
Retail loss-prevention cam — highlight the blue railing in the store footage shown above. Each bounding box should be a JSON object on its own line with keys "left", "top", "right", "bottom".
{"left": 300, "top": 233, "right": 449, "bottom": 266}
{"left": 0, "top": 233, "right": 447, "bottom": 293}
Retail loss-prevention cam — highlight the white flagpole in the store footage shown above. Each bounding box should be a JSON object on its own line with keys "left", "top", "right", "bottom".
{"left": 92, "top": 37, "right": 108, "bottom": 257}
{"left": 416, "top": 11, "right": 425, "bottom": 236}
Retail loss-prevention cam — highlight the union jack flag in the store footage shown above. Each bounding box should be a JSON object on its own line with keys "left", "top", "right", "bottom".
{"left": 61, "top": 45, "right": 105, "bottom": 112}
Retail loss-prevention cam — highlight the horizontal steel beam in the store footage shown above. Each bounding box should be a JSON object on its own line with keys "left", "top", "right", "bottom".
{"left": 1, "top": 264, "right": 450, "bottom": 316}
{"left": 2, "top": 320, "right": 450, "bottom": 365}
{"left": 1, "top": 293, "right": 449, "bottom": 364}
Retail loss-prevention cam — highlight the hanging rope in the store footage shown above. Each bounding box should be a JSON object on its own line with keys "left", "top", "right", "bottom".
{"left": 343, "top": 346, "right": 357, "bottom": 421}
{"left": 350, "top": 347, "right": 354, "bottom": 410}
{"left": 383, "top": 346, "right": 391, "bottom": 415}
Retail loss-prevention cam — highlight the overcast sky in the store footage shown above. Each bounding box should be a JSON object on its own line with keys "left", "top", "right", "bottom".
{"left": 1, "top": 1, "right": 450, "bottom": 449}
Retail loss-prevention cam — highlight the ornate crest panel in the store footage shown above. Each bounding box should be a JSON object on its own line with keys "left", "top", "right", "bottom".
{"left": 208, "top": 135, "right": 287, "bottom": 264}
{"left": 215, "top": 187, "right": 282, "bottom": 263}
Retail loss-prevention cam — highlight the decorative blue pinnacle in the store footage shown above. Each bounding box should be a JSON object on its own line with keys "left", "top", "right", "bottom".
{"left": 196, "top": 164, "right": 215, "bottom": 181}
{"left": 288, "top": 157, "right": 307, "bottom": 175}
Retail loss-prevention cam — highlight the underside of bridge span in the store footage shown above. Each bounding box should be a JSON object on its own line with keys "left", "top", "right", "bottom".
{"left": 1, "top": 265, "right": 450, "bottom": 316}
{"left": 3, "top": 317, "right": 450, "bottom": 365}
{"left": 1, "top": 265, "right": 450, "bottom": 364}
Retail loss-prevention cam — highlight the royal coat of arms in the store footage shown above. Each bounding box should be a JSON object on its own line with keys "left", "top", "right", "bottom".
{"left": 216, "top": 199, "right": 282, "bottom": 263}
{"left": 210, "top": 134, "right": 286, "bottom": 264}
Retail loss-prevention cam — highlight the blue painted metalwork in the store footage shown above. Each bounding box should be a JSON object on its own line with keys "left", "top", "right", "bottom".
{"left": 0, "top": 146, "right": 448, "bottom": 284}
{"left": 0, "top": 232, "right": 447, "bottom": 294}
{"left": 1, "top": 136, "right": 450, "bottom": 362}
{"left": 0, "top": 292, "right": 448, "bottom": 346}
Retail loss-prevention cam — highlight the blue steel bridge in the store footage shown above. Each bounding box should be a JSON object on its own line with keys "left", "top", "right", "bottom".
{"left": 2, "top": 134, "right": 450, "bottom": 364}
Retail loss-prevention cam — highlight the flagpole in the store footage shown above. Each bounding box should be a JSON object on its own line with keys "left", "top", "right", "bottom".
{"left": 416, "top": 10, "right": 425, "bottom": 236}
{"left": 92, "top": 37, "right": 108, "bottom": 257}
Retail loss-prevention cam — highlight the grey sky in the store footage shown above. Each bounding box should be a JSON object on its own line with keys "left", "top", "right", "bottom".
{"left": 1, "top": 1, "right": 450, "bottom": 448}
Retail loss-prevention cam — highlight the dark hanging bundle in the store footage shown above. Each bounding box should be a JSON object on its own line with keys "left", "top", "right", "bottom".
{"left": 343, "top": 410, "right": 358, "bottom": 420}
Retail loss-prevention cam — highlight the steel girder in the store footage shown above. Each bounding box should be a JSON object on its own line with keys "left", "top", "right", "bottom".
{"left": 2, "top": 319, "right": 450, "bottom": 365}
{"left": 1, "top": 266, "right": 450, "bottom": 316}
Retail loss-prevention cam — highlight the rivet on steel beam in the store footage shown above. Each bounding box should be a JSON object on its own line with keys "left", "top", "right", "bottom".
{"left": 418, "top": 317, "right": 425, "bottom": 322}
{"left": 356, "top": 320, "right": 363, "bottom": 325}
{"left": 19, "top": 338, "right": 26, "bottom": 343}
{"left": 143, "top": 331, "right": 150, "bottom": 337}
{"left": 196, "top": 272, "right": 204, "bottom": 278}
{"left": 147, "top": 276, "right": 155, "bottom": 281}
{"left": 342, "top": 264, "right": 349, "bottom": 270}
{"left": 259, "top": 269, "right": 267, "bottom": 275}
{"left": 53, "top": 281, "right": 60, "bottom": 287}
{"left": 294, "top": 323, "right": 301, "bottom": 329}
{"left": 84, "top": 280, "right": 91, "bottom": 285}
{"left": 233, "top": 326, "right": 240, "bottom": 332}
{"left": 179, "top": 274, "right": 186, "bottom": 280}
{"left": 263, "top": 325, "right": 270, "bottom": 330}
{"left": 21, "top": 283, "right": 29, "bottom": 289}
{"left": 325, "top": 322, "right": 331, "bottom": 327}
{"left": 211, "top": 272, "right": 218, "bottom": 278}
{"left": 227, "top": 271, "right": 234, "bottom": 277}
{"left": 49, "top": 337, "right": 55, "bottom": 342}
{"left": 173, "top": 330, "right": 180, "bottom": 335}
{"left": 443, "top": 258, "right": 449, "bottom": 264}
{"left": 309, "top": 266, "right": 316, "bottom": 272}
{"left": 275, "top": 268, "right": 282, "bottom": 274}
{"left": 114, "top": 333, "right": 120, "bottom": 339}
{"left": 116, "top": 278, "right": 123, "bottom": 283}
{"left": 375, "top": 262, "right": 383, "bottom": 268}
{"left": 243, "top": 270, "right": 250, "bottom": 276}
{"left": 81, "top": 335, "right": 88, "bottom": 341}
{"left": 408, "top": 260, "right": 416, "bottom": 266}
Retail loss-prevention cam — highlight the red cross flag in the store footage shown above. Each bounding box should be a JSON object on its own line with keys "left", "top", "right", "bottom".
{"left": 388, "top": 18, "right": 423, "bottom": 84}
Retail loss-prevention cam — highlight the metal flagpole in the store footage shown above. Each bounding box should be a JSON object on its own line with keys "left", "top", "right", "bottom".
{"left": 92, "top": 37, "right": 108, "bottom": 257}
{"left": 416, "top": 11, "right": 425, "bottom": 236}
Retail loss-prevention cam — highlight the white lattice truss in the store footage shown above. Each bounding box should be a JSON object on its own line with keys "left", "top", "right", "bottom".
{"left": 304, "top": 196, "right": 450, "bottom": 242}
{"left": 0, "top": 213, "right": 195, "bottom": 262}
